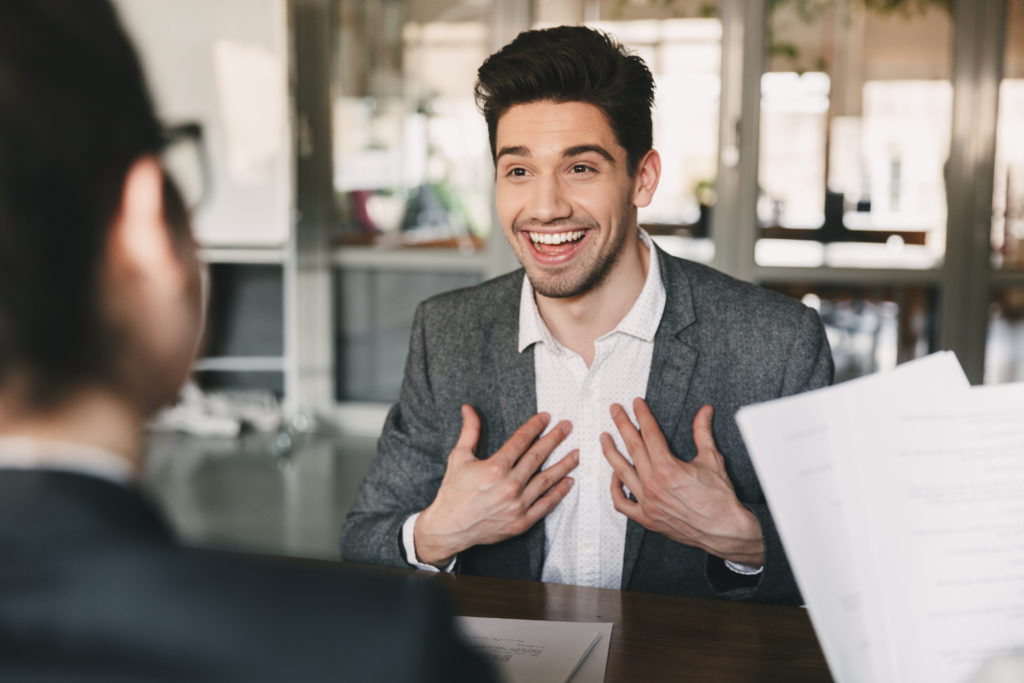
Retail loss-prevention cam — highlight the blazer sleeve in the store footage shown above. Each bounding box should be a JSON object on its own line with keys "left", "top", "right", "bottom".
{"left": 339, "top": 302, "right": 448, "bottom": 568}
{"left": 707, "top": 305, "right": 833, "bottom": 604}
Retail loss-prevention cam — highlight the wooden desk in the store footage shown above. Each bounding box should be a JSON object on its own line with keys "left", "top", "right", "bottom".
{"left": 436, "top": 573, "right": 833, "bottom": 683}
{"left": 246, "top": 555, "right": 833, "bottom": 681}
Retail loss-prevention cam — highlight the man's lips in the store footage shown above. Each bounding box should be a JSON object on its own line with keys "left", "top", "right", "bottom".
{"left": 520, "top": 228, "right": 591, "bottom": 265}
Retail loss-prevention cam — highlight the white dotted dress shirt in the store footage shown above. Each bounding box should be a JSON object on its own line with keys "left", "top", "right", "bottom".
{"left": 524, "top": 230, "right": 664, "bottom": 589}
{"left": 401, "top": 230, "right": 664, "bottom": 587}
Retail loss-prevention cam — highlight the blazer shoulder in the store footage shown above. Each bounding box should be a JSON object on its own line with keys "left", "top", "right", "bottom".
{"left": 664, "top": 253, "right": 812, "bottom": 320}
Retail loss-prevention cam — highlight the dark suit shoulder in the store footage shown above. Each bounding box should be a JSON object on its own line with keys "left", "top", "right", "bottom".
{"left": 0, "top": 476, "right": 493, "bottom": 683}
{"left": 151, "top": 551, "right": 492, "bottom": 682}
{"left": 661, "top": 253, "right": 816, "bottom": 340}
{"left": 667, "top": 254, "right": 807, "bottom": 317}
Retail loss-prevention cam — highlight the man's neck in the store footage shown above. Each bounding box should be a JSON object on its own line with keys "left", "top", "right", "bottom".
{"left": 0, "top": 388, "right": 143, "bottom": 472}
{"left": 535, "top": 236, "right": 650, "bottom": 367}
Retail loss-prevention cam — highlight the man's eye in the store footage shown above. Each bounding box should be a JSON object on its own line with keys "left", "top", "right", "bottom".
{"left": 508, "top": 167, "right": 527, "bottom": 177}
{"left": 571, "top": 164, "right": 595, "bottom": 174}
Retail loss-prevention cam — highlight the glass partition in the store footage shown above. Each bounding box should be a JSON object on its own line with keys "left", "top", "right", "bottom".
{"left": 332, "top": 0, "right": 492, "bottom": 250}
{"left": 330, "top": 0, "right": 496, "bottom": 402}
{"left": 757, "top": 0, "right": 953, "bottom": 269}
{"left": 991, "top": 0, "right": 1024, "bottom": 269}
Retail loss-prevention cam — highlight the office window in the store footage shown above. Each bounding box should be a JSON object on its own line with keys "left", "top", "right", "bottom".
{"left": 757, "top": 1, "right": 953, "bottom": 269}
{"left": 991, "top": 0, "right": 1024, "bottom": 269}
{"left": 330, "top": 0, "right": 496, "bottom": 403}
{"left": 332, "top": 0, "right": 492, "bottom": 249}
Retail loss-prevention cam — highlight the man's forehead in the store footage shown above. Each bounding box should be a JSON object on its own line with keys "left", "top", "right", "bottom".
{"left": 494, "top": 100, "right": 623, "bottom": 157}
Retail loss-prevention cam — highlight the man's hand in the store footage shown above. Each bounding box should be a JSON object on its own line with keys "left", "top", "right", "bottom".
{"left": 600, "top": 398, "right": 764, "bottom": 567}
{"left": 414, "top": 405, "right": 579, "bottom": 568}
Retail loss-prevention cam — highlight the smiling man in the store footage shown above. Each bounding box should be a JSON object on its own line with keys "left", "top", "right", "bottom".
{"left": 341, "top": 26, "right": 833, "bottom": 604}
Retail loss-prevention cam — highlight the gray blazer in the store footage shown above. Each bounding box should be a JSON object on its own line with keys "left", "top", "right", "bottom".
{"left": 341, "top": 246, "right": 833, "bottom": 604}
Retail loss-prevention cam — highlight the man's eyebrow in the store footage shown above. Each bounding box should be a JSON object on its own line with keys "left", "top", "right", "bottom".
{"left": 563, "top": 145, "right": 615, "bottom": 164}
{"left": 496, "top": 145, "right": 530, "bottom": 161}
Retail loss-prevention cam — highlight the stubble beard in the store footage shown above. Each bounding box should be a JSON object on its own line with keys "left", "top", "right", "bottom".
{"left": 516, "top": 218, "right": 632, "bottom": 300}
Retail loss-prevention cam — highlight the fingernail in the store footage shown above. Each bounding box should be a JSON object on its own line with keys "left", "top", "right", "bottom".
{"left": 561, "top": 421, "right": 572, "bottom": 435}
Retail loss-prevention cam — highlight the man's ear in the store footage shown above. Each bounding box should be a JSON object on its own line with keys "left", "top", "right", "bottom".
{"left": 632, "top": 149, "right": 661, "bottom": 209}
{"left": 107, "top": 157, "right": 185, "bottom": 293}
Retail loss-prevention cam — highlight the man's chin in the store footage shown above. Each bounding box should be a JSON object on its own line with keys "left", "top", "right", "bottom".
{"left": 525, "top": 269, "right": 600, "bottom": 300}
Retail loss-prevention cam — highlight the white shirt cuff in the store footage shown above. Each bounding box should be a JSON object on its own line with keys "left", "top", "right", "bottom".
{"left": 401, "top": 512, "right": 456, "bottom": 573}
{"left": 724, "top": 560, "right": 764, "bottom": 576}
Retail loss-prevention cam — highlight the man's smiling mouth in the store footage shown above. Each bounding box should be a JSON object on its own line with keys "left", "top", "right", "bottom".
{"left": 527, "top": 230, "right": 586, "bottom": 246}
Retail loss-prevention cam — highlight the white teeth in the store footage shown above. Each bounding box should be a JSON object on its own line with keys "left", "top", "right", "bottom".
{"left": 528, "top": 230, "right": 585, "bottom": 245}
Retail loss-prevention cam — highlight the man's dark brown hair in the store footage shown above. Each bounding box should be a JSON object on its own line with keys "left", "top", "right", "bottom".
{"left": 474, "top": 25, "right": 656, "bottom": 174}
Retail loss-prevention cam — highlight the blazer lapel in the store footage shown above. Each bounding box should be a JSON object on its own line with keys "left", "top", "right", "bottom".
{"left": 486, "top": 271, "right": 544, "bottom": 580}
{"left": 622, "top": 247, "right": 699, "bottom": 588}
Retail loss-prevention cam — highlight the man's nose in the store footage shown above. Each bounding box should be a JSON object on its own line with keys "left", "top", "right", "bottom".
{"left": 528, "top": 174, "right": 571, "bottom": 223}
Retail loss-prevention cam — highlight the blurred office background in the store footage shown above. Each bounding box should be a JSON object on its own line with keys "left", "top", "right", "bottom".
{"left": 114, "top": 0, "right": 1022, "bottom": 559}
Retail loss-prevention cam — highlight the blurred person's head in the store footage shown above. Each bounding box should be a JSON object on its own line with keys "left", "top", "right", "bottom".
{"left": 0, "top": 0, "right": 202, "bottom": 428}
{"left": 474, "top": 25, "right": 656, "bottom": 176}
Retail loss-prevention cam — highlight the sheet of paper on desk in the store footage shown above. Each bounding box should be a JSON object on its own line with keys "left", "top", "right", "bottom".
{"left": 736, "top": 352, "right": 971, "bottom": 683}
{"left": 457, "top": 617, "right": 611, "bottom": 683}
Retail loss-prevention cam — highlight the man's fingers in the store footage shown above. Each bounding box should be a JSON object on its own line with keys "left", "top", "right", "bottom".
{"left": 609, "top": 403, "right": 652, "bottom": 477}
{"left": 449, "top": 404, "right": 482, "bottom": 464}
{"left": 521, "top": 449, "right": 579, "bottom": 502}
{"left": 632, "top": 397, "right": 672, "bottom": 457}
{"left": 523, "top": 476, "right": 575, "bottom": 527}
{"left": 600, "top": 432, "right": 643, "bottom": 496}
{"left": 609, "top": 473, "right": 642, "bottom": 520}
{"left": 512, "top": 420, "right": 572, "bottom": 482}
{"left": 495, "top": 412, "right": 553, "bottom": 468}
{"left": 692, "top": 404, "right": 721, "bottom": 462}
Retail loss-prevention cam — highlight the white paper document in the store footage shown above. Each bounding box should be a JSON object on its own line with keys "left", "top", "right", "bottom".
{"left": 863, "top": 382, "right": 1024, "bottom": 683}
{"left": 457, "top": 617, "right": 611, "bottom": 683}
{"left": 737, "top": 352, "right": 1024, "bottom": 683}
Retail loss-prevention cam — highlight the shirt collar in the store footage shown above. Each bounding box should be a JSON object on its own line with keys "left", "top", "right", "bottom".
{"left": 0, "top": 436, "right": 136, "bottom": 485}
{"left": 518, "top": 274, "right": 557, "bottom": 353}
{"left": 517, "top": 228, "right": 666, "bottom": 353}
